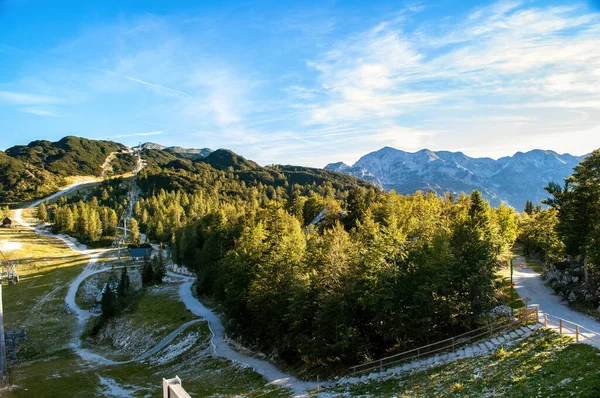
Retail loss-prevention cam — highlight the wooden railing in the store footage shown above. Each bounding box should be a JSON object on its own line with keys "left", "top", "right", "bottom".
{"left": 349, "top": 304, "right": 600, "bottom": 376}
{"left": 349, "top": 316, "right": 519, "bottom": 375}
{"left": 539, "top": 312, "right": 600, "bottom": 346}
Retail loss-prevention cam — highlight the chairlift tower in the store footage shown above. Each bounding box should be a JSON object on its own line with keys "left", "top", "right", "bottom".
{"left": 0, "top": 249, "right": 24, "bottom": 388}
{"left": 0, "top": 281, "right": 8, "bottom": 387}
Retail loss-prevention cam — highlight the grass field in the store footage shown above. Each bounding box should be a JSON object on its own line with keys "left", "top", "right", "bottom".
{"left": 1, "top": 211, "right": 290, "bottom": 397}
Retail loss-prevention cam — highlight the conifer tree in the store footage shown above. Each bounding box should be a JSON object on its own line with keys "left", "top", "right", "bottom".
{"left": 129, "top": 218, "right": 141, "bottom": 245}
{"left": 101, "top": 284, "right": 117, "bottom": 318}
{"left": 117, "top": 265, "right": 130, "bottom": 299}
{"left": 524, "top": 200, "right": 534, "bottom": 215}
{"left": 37, "top": 202, "right": 48, "bottom": 222}
{"left": 142, "top": 255, "right": 154, "bottom": 285}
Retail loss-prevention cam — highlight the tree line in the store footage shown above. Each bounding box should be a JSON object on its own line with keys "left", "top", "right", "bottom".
{"left": 131, "top": 165, "right": 518, "bottom": 370}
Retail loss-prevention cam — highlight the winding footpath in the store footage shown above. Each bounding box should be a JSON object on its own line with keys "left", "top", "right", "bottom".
{"left": 168, "top": 272, "right": 322, "bottom": 396}
{"left": 14, "top": 181, "right": 319, "bottom": 396}
{"left": 513, "top": 256, "right": 600, "bottom": 344}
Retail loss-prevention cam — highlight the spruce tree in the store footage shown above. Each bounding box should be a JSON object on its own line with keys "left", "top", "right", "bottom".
{"left": 153, "top": 243, "right": 166, "bottom": 283}
{"left": 117, "top": 265, "right": 130, "bottom": 299}
{"left": 38, "top": 202, "right": 48, "bottom": 222}
{"left": 142, "top": 255, "right": 154, "bottom": 285}
{"left": 101, "top": 284, "right": 117, "bottom": 318}
{"left": 524, "top": 200, "right": 534, "bottom": 215}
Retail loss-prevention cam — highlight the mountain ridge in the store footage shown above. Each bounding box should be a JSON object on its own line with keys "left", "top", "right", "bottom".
{"left": 325, "top": 147, "right": 588, "bottom": 209}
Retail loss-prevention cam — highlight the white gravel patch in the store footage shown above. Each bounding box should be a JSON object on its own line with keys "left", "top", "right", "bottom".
{"left": 154, "top": 332, "right": 200, "bottom": 365}
{"left": 0, "top": 240, "right": 22, "bottom": 252}
{"left": 98, "top": 376, "right": 139, "bottom": 397}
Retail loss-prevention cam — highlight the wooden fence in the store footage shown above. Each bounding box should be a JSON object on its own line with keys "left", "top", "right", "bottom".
{"left": 539, "top": 312, "right": 600, "bottom": 346}
{"left": 349, "top": 316, "right": 519, "bottom": 375}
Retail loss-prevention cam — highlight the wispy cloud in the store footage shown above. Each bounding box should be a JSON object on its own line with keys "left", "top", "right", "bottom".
{"left": 114, "top": 131, "right": 164, "bottom": 138}
{"left": 97, "top": 69, "right": 192, "bottom": 99}
{"left": 0, "top": 91, "right": 64, "bottom": 105}
{"left": 19, "top": 106, "right": 63, "bottom": 117}
{"left": 285, "top": 0, "right": 600, "bottom": 163}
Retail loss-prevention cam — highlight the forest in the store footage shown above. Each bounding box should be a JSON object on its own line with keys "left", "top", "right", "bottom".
{"left": 121, "top": 149, "right": 519, "bottom": 371}
{"left": 38, "top": 143, "right": 600, "bottom": 372}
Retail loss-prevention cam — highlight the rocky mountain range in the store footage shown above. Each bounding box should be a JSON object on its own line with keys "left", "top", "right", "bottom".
{"left": 134, "top": 142, "right": 213, "bottom": 158}
{"left": 325, "top": 147, "right": 587, "bottom": 209}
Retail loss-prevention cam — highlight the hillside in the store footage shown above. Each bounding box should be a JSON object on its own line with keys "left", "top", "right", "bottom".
{"left": 0, "top": 150, "right": 63, "bottom": 203}
{"left": 326, "top": 147, "right": 586, "bottom": 209}
{"left": 140, "top": 148, "right": 373, "bottom": 194}
{"left": 6, "top": 136, "right": 126, "bottom": 177}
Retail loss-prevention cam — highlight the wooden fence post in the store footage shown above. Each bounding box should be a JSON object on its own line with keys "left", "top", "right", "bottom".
{"left": 575, "top": 325, "right": 579, "bottom": 342}
{"left": 535, "top": 306, "right": 539, "bottom": 323}
{"left": 559, "top": 319, "right": 562, "bottom": 334}
{"left": 544, "top": 314, "right": 547, "bottom": 327}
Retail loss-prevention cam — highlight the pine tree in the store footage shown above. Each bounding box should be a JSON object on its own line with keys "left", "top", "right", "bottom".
{"left": 117, "top": 265, "right": 130, "bottom": 299}
{"left": 65, "top": 208, "right": 75, "bottom": 233}
{"left": 101, "top": 284, "right": 117, "bottom": 318}
{"left": 524, "top": 200, "right": 534, "bottom": 215}
{"left": 142, "top": 256, "right": 154, "bottom": 285}
{"left": 37, "top": 202, "right": 48, "bottom": 222}
{"left": 153, "top": 243, "right": 166, "bottom": 283}
{"left": 129, "top": 218, "right": 141, "bottom": 245}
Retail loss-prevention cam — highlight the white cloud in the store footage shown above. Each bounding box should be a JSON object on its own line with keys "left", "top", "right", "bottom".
{"left": 293, "top": 0, "right": 600, "bottom": 162}
{"left": 114, "top": 131, "right": 164, "bottom": 138}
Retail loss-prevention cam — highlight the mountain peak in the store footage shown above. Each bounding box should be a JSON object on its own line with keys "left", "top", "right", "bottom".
{"left": 327, "top": 146, "right": 585, "bottom": 209}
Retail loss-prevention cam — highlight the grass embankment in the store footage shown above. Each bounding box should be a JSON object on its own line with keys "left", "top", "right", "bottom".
{"left": 497, "top": 263, "right": 525, "bottom": 311}
{"left": 321, "top": 329, "right": 600, "bottom": 397}
{"left": 81, "top": 282, "right": 197, "bottom": 361}
{"left": 2, "top": 210, "right": 287, "bottom": 397}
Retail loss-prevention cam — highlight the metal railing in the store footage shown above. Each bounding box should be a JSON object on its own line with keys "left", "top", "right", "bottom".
{"left": 349, "top": 316, "right": 519, "bottom": 375}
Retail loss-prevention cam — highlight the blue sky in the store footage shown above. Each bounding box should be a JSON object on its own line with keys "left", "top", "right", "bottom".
{"left": 1, "top": 0, "right": 599, "bottom": 167}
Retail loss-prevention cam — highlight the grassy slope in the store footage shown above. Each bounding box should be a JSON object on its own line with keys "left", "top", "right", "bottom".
{"left": 81, "top": 283, "right": 198, "bottom": 361}
{"left": 1, "top": 211, "right": 289, "bottom": 397}
{"left": 321, "top": 329, "right": 600, "bottom": 397}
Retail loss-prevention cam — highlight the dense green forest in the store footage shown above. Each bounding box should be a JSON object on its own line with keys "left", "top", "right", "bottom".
{"left": 116, "top": 148, "right": 518, "bottom": 371}
{"left": 38, "top": 144, "right": 524, "bottom": 371}
{"left": 45, "top": 177, "right": 132, "bottom": 245}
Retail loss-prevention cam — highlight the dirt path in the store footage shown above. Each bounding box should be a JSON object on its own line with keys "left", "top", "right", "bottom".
{"left": 167, "top": 271, "right": 322, "bottom": 396}
{"left": 13, "top": 180, "right": 204, "bottom": 368}
{"left": 513, "top": 256, "right": 600, "bottom": 338}
{"left": 14, "top": 169, "right": 318, "bottom": 396}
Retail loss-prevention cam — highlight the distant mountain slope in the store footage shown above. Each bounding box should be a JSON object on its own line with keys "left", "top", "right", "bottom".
{"left": 134, "top": 142, "right": 213, "bottom": 158}
{"left": 325, "top": 147, "right": 586, "bottom": 209}
{"left": 6, "top": 136, "right": 125, "bottom": 177}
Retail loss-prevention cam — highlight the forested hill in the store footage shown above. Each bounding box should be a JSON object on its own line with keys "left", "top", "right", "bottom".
{"left": 0, "top": 150, "right": 63, "bottom": 202}
{"left": 1, "top": 136, "right": 131, "bottom": 203}
{"left": 5, "top": 136, "right": 126, "bottom": 177}
{"left": 139, "top": 148, "right": 374, "bottom": 194}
